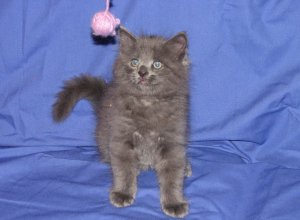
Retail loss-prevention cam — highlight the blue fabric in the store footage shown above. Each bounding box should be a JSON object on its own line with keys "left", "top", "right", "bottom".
{"left": 1, "top": 0, "right": 300, "bottom": 219}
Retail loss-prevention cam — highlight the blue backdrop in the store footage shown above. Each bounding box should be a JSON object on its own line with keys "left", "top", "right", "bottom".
{"left": 1, "top": 0, "right": 300, "bottom": 219}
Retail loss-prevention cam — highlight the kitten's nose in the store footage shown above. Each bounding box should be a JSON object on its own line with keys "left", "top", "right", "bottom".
{"left": 138, "top": 66, "right": 148, "bottom": 78}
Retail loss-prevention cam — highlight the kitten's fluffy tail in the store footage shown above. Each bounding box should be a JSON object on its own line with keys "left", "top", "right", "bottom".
{"left": 52, "top": 74, "right": 106, "bottom": 122}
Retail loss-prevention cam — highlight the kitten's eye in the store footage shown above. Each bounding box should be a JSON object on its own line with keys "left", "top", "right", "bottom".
{"left": 130, "top": 58, "right": 140, "bottom": 67}
{"left": 153, "top": 61, "right": 162, "bottom": 69}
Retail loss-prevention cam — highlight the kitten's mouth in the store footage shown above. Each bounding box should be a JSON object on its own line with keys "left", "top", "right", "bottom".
{"left": 136, "top": 77, "right": 159, "bottom": 88}
{"left": 138, "top": 77, "right": 148, "bottom": 85}
{"left": 134, "top": 75, "right": 158, "bottom": 87}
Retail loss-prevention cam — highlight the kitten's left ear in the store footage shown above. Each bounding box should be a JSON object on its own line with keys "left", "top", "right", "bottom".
{"left": 118, "top": 26, "right": 136, "bottom": 49}
{"left": 164, "top": 32, "right": 188, "bottom": 59}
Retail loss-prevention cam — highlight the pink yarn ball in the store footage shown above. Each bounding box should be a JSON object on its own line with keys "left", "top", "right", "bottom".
{"left": 91, "top": 11, "right": 120, "bottom": 37}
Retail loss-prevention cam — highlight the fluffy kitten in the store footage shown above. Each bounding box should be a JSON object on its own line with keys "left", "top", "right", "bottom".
{"left": 52, "top": 27, "right": 191, "bottom": 218}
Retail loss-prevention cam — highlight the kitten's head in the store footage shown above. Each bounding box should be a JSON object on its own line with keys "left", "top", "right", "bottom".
{"left": 115, "top": 27, "right": 189, "bottom": 95}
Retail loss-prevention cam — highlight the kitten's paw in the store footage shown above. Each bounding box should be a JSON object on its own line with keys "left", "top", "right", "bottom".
{"left": 162, "top": 202, "right": 189, "bottom": 218}
{"left": 110, "top": 191, "right": 134, "bottom": 208}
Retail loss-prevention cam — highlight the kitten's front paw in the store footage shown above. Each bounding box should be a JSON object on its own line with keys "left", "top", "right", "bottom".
{"left": 162, "top": 202, "right": 189, "bottom": 218}
{"left": 110, "top": 191, "right": 134, "bottom": 208}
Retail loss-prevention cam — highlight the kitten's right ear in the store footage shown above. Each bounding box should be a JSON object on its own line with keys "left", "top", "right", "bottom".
{"left": 118, "top": 26, "right": 136, "bottom": 49}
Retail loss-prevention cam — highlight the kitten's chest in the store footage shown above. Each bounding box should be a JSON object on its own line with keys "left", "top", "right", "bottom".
{"left": 128, "top": 96, "right": 171, "bottom": 123}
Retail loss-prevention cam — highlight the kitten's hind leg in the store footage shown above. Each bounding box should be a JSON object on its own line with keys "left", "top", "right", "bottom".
{"left": 109, "top": 138, "right": 139, "bottom": 208}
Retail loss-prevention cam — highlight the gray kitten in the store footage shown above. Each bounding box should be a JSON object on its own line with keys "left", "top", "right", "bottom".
{"left": 52, "top": 27, "right": 191, "bottom": 218}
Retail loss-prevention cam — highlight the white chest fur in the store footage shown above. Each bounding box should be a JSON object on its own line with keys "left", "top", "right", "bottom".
{"left": 141, "top": 98, "right": 153, "bottom": 107}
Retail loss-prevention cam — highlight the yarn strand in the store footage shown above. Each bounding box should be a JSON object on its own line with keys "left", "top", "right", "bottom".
{"left": 105, "top": 0, "right": 109, "bottom": 12}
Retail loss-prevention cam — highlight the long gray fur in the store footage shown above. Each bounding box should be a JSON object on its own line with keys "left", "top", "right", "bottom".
{"left": 52, "top": 27, "right": 191, "bottom": 218}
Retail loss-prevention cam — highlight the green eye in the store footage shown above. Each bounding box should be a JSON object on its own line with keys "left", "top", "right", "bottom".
{"left": 130, "top": 58, "right": 139, "bottom": 67}
{"left": 153, "top": 61, "right": 162, "bottom": 69}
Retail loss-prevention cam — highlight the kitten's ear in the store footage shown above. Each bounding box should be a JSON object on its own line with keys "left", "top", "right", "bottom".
{"left": 164, "top": 32, "right": 188, "bottom": 59}
{"left": 118, "top": 26, "right": 136, "bottom": 49}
